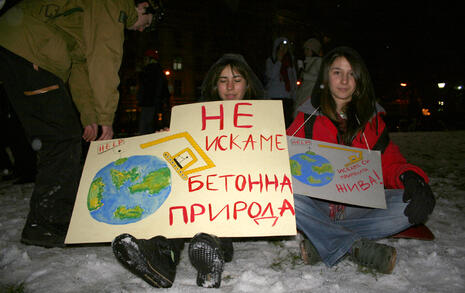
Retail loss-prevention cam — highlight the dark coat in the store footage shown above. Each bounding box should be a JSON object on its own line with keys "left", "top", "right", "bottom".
{"left": 137, "top": 62, "right": 170, "bottom": 110}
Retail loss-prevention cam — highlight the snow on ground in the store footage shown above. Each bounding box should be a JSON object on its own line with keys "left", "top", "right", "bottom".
{"left": 1, "top": 131, "right": 464, "bottom": 292}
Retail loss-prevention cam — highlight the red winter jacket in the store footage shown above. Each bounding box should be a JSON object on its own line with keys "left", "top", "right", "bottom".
{"left": 287, "top": 105, "right": 428, "bottom": 189}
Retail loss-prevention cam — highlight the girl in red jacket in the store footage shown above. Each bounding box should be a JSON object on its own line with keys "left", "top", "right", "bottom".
{"left": 287, "top": 46, "right": 435, "bottom": 274}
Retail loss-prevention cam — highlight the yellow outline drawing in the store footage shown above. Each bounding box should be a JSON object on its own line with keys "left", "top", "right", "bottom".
{"left": 140, "top": 132, "right": 215, "bottom": 180}
{"left": 317, "top": 144, "right": 363, "bottom": 167}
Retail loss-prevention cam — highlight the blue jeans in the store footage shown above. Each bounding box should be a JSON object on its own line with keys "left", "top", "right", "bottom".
{"left": 294, "top": 190, "right": 412, "bottom": 266}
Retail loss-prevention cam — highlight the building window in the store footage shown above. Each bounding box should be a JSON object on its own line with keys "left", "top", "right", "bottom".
{"left": 173, "top": 57, "right": 182, "bottom": 71}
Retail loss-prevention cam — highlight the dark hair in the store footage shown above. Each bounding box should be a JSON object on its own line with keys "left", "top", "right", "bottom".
{"left": 201, "top": 54, "right": 264, "bottom": 101}
{"left": 311, "top": 46, "right": 377, "bottom": 145}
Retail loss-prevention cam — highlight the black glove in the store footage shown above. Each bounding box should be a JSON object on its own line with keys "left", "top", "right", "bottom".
{"left": 400, "top": 171, "right": 436, "bottom": 224}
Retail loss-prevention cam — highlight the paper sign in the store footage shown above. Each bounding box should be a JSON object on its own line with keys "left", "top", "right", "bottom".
{"left": 65, "top": 100, "right": 296, "bottom": 244}
{"left": 287, "top": 136, "right": 386, "bottom": 209}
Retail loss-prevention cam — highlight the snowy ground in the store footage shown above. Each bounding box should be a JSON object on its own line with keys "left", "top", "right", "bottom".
{"left": 1, "top": 131, "right": 464, "bottom": 293}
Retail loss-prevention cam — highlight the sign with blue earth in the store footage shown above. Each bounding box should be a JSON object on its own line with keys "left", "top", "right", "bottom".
{"left": 66, "top": 100, "right": 296, "bottom": 244}
{"left": 287, "top": 136, "right": 386, "bottom": 209}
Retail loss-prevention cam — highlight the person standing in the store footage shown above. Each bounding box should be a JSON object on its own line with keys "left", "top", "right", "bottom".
{"left": 0, "top": 0, "right": 163, "bottom": 248}
{"left": 137, "top": 49, "right": 171, "bottom": 134}
{"left": 294, "top": 38, "right": 323, "bottom": 116}
{"left": 264, "top": 37, "right": 298, "bottom": 127}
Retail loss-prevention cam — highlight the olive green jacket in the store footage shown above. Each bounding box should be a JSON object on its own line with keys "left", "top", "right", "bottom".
{"left": 0, "top": 0, "right": 138, "bottom": 127}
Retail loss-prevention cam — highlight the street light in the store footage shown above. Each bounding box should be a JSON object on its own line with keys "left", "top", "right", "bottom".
{"left": 437, "top": 82, "right": 446, "bottom": 88}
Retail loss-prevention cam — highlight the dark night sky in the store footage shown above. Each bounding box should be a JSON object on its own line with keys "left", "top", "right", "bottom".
{"left": 2, "top": 0, "right": 462, "bottom": 93}
{"left": 313, "top": 1, "right": 465, "bottom": 85}
{"left": 202, "top": 0, "right": 465, "bottom": 95}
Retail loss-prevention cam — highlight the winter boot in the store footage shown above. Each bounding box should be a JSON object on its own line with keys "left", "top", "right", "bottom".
{"left": 220, "top": 237, "right": 234, "bottom": 263}
{"left": 349, "top": 239, "right": 397, "bottom": 274}
{"left": 188, "top": 233, "right": 225, "bottom": 288}
{"left": 112, "top": 233, "right": 178, "bottom": 288}
{"left": 21, "top": 219, "right": 66, "bottom": 248}
{"left": 299, "top": 236, "right": 322, "bottom": 265}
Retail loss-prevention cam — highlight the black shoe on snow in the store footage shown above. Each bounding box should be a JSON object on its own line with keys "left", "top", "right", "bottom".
{"left": 188, "top": 233, "right": 225, "bottom": 288}
{"left": 21, "top": 222, "right": 66, "bottom": 248}
{"left": 349, "top": 239, "right": 397, "bottom": 274}
{"left": 299, "top": 236, "right": 322, "bottom": 265}
{"left": 112, "top": 233, "right": 178, "bottom": 288}
{"left": 220, "top": 237, "right": 234, "bottom": 263}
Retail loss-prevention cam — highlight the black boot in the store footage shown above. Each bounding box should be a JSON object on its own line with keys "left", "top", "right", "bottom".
{"left": 188, "top": 233, "right": 225, "bottom": 288}
{"left": 20, "top": 218, "right": 66, "bottom": 248}
{"left": 298, "top": 233, "right": 322, "bottom": 265}
{"left": 20, "top": 222, "right": 66, "bottom": 248}
{"left": 220, "top": 237, "right": 234, "bottom": 263}
{"left": 349, "top": 239, "right": 397, "bottom": 274}
{"left": 112, "top": 233, "right": 178, "bottom": 288}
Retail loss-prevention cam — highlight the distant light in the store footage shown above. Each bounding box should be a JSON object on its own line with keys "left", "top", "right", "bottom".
{"left": 437, "top": 82, "right": 446, "bottom": 88}
{"left": 164, "top": 70, "right": 171, "bottom": 76}
{"left": 456, "top": 85, "right": 463, "bottom": 90}
{"left": 400, "top": 83, "right": 407, "bottom": 87}
{"left": 173, "top": 57, "right": 183, "bottom": 70}
{"left": 296, "top": 81, "right": 301, "bottom": 86}
{"left": 422, "top": 108, "right": 431, "bottom": 116}
{"left": 438, "top": 101, "right": 444, "bottom": 106}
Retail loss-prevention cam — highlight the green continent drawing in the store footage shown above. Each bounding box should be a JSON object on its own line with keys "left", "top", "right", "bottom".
{"left": 290, "top": 160, "right": 302, "bottom": 176}
{"left": 114, "top": 205, "right": 144, "bottom": 219}
{"left": 129, "top": 167, "right": 170, "bottom": 194}
{"left": 301, "top": 154, "right": 317, "bottom": 163}
{"left": 88, "top": 177, "right": 105, "bottom": 211}
{"left": 115, "top": 158, "right": 128, "bottom": 166}
{"left": 312, "top": 162, "right": 333, "bottom": 174}
{"left": 307, "top": 176, "right": 322, "bottom": 184}
{"left": 111, "top": 167, "right": 139, "bottom": 189}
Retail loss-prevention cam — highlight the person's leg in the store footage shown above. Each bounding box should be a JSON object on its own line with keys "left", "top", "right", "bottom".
{"left": 0, "top": 48, "right": 82, "bottom": 246}
{"left": 337, "top": 189, "right": 412, "bottom": 239}
{"left": 7, "top": 105, "right": 37, "bottom": 184}
{"left": 138, "top": 106, "right": 156, "bottom": 134}
{"left": 294, "top": 194, "right": 359, "bottom": 266}
{"left": 332, "top": 189, "right": 410, "bottom": 274}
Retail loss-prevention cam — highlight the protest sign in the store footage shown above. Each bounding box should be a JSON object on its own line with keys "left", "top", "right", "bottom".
{"left": 287, "top": 136, "right": 386, "bottom": 209}
{"left": 65, "top": 100, "right": 296, "bottom": 244}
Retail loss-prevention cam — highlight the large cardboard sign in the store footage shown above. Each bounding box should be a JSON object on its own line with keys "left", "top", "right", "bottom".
{"left": 65, "top": 100, "right": 296, "bottom": 244}
{"left": 287, "top": 136, "right": 386, "bottom": 209}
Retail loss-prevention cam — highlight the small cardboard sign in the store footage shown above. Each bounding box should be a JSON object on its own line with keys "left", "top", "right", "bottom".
{"left": 65, "top": 100, "right": 296, "bottom": 244}
{"left": 287, "top": 136, "right": 386, "bottom": 209}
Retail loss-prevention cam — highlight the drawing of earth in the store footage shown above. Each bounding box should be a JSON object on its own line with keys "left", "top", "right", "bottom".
{"left": 290, "top": 151, "right": 334, "bottom": 187}
{"left": 87, "top": 155, "right": 171, "bottom": 225}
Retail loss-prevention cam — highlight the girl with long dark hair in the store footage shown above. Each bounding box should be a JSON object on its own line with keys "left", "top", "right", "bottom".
{"left": 287, "top": 46, "right": 435, "bottom": 274}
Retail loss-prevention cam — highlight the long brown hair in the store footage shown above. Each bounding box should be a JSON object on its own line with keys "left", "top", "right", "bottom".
{"left": 201, "top": 54, "right": 264, "bottom": 101}
{"left": 311, "top": 46, "right": 377, "bottom": 145}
